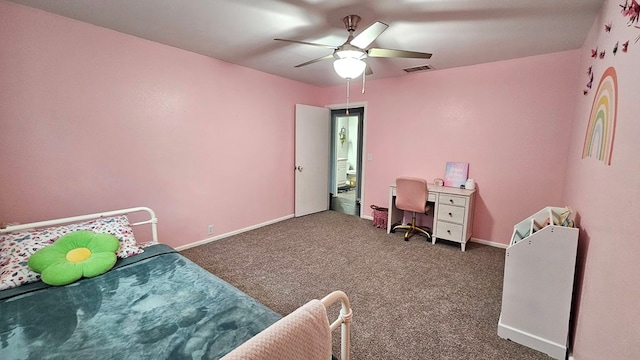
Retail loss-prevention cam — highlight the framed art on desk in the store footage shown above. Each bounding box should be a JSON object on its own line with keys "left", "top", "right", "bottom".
{"left": 444, "top": 162, "right": 469, "bottom": 187}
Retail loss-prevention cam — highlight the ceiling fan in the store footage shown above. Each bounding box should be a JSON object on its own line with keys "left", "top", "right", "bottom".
{"left": 275, "top": 15, "right": 432, "bottom": 79}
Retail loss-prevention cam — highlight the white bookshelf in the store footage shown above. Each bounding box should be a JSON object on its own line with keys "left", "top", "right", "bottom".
{"left": 498, "top": 206, "right": 578, "bottom": 359}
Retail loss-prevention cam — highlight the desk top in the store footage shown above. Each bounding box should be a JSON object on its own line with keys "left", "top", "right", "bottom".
{"left": 390, "top": 184, "right": 476, "bottom": 196}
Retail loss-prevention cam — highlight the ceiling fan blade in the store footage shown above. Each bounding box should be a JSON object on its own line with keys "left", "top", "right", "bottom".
{"left": 295, "top": 54, "right": 335, "bottom": 68}
{"left": 368, "top": 48, "right": 432, "bottom": 59}
{"left": 274, "top": 38, "right": 337, "bottom": 49}
{"left": 350, "top": 21, "right": 388, "bottom": 49}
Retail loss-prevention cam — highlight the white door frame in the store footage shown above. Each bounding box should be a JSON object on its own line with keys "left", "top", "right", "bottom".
{"left": 326, "top": 101, "right": 367, "bottom": 218}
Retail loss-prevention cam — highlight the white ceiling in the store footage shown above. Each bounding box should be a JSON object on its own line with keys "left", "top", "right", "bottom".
{"left": 8, "top": 0, "right": 605, "bottom": 87}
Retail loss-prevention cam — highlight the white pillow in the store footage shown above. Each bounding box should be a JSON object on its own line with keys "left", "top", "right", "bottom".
{"left": 0, "top": 215, "right": 143, "bottom": 290}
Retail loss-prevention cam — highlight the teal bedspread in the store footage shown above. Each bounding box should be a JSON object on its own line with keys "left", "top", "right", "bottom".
{"left": 0, "top": 244, "right": 281, "bottom": 360}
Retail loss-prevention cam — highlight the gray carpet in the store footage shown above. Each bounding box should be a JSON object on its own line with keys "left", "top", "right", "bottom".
{"left": 181, "top": 210, "right": 551, "bottom": 359}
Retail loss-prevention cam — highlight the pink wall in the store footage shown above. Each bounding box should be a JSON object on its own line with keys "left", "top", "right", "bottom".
{"left": 3, "top": 1, "right": 638, "bottom": 357}
{"left": 0, "top": 1, "right": 319, "bottom": 248}
{"left": 563, "top": 1, "right": 640, "bottom": 358}
{"left": 0, "top": 1, "right": 581, "bottom": 249}
{"left": 320, "top": 51, "right": 580, "bottom": 245}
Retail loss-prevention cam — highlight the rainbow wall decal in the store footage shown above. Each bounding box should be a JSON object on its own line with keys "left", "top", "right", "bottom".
{"left": 582, "top": 67, "right": 618, "bottom": 165}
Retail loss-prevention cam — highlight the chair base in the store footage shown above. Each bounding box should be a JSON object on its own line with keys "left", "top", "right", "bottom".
{"left": 392, "top": 214, "right": 431, "bottom": 241}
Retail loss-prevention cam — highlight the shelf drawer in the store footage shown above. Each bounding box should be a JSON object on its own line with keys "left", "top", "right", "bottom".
{"left": 439, "top": 194, "right": 467, "bottom": 207}
{"left": 437, "top": 204, "right": 465, "bottom": 224}
{"left": 435, "top": 221, "right": 464, "bottom": 242}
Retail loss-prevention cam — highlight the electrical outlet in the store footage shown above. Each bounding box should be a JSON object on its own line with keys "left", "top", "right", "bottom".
{"left": 207, "top": 225, "right": 214, "bottom": 235}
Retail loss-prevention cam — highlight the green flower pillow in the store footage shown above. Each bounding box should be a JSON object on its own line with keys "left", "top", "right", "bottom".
{"left": 28, "top": 230, "right": 120, "bottom": 286}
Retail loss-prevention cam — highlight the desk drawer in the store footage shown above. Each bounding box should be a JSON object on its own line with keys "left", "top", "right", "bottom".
{"left": 437, "top": 204, "right": 465, "bottom": 224}
{"left": 435, "top": 221, "right": 464, "bottom": 242}
{"left": 439, "top": 194, "right": 467, "bottom": 207}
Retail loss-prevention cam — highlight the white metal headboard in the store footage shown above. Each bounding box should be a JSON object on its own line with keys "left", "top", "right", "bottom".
{"left": 0, "top": 207, "right": 158, "bottom": 244}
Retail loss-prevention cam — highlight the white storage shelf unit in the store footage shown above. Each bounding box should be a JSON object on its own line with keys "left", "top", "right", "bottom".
{"left": 498, "top": 206, "right": 579, "bottom": 360}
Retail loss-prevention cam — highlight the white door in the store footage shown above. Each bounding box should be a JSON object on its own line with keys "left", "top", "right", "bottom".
{"left": 295, "top": 104, "right": 330, "bottom": 217}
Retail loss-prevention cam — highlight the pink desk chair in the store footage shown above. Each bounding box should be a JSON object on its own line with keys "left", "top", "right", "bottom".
{"left": 392, "top": 177, "right": 431, "bottom": 241}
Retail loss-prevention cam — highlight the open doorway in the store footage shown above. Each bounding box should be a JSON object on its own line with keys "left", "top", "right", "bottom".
{"left": 329, "top": 107, "right": 364, "bottom": 216}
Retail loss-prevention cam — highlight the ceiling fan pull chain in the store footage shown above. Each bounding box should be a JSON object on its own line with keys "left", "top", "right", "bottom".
{"left": 362, "top": 72, "right": 366, "bottom": 94}
{"left": 346, "top": 79, "right": 350, "bottom": 115}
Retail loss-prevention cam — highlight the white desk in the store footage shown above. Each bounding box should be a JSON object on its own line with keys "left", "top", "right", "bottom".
{"left": 387, "top": 184, "right": 476, "bottom": 251}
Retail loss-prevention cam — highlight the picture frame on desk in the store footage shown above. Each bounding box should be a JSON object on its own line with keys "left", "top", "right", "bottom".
{"left": 444, "top": 162, "right": 469, "bottom": 188}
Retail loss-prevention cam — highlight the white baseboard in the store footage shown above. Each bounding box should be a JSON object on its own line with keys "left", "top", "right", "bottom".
{"left": 175, "top": 214, "right": 295, "bottom": 251}
{"left": 470, "top": 237, "right": 508, "bottom": 249}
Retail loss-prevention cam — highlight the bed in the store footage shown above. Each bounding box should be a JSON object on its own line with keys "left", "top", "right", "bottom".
{"left": 0, "top": 207, "right": 352, "bottom": 360}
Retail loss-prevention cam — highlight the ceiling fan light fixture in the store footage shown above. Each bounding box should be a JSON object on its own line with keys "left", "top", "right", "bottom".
{"left": 333, "top": 50, "right": 367, "bottom": 79}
